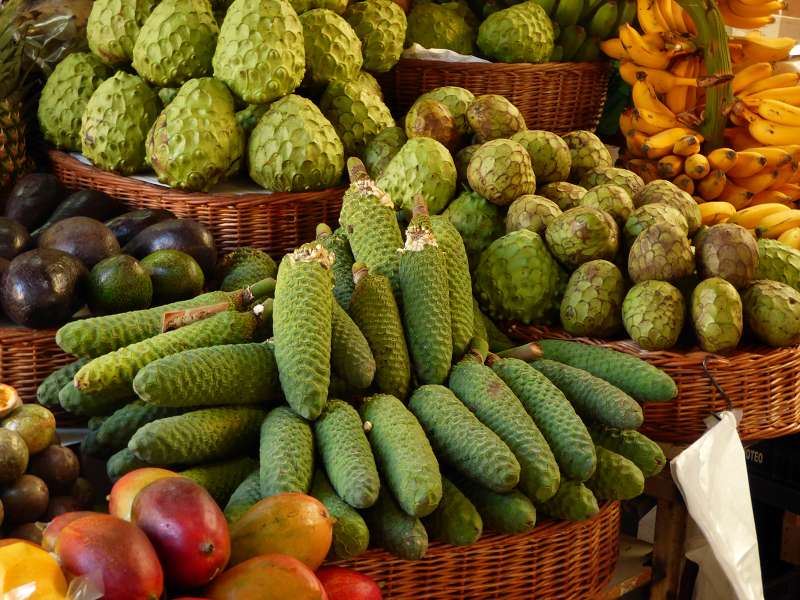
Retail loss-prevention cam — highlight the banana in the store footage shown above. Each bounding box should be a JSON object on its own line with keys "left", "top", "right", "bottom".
{"left": 619, "top": 62, "right": 694, "bottom": 93}
{"left": 682, "top": 6, "right": 697, "bottom": 34}
{"left": 615, "top": 0, "right": 638, "bottom": 27}
{"left": 627, "top": 158, "right": 660, "bottom": 182}
{"left": 641, "top": 128, "right": 700, "bottom": 159}
{"left": 778, "top": 227, "right": 800, "bottom": 249}
{"left": 731, "top": 62, "right": 773, "bottom": 94}
{"left": 588, "top": 1, "right": 619, "bottom": 38}
{"left": 773, "top": 161, "right": 799, "bottom": 188}
{"left": 698, "top": 170, "right": 728, "bottom": 201}
{"left": 724, "top": 126, "right": 760, "bottom": 151}
{"left": 619, "top": 107, "right": 636, "bottom": 136}
{"left": 700, "top": 201, "right": 737, "bottom": 225}
{"left": 673, "top": 134, "right": 702, "bottom": 156}
{"left": 718, "top": 0, "right": 775, "bottom": 28}
{"left": 708, "top": 148, "right": 738, "bottom": 172}
{"left": 727, "top": 0, "right": 786, "bottom": 18}
{"left": 618, "top": 24, "right": 671, "bottom": 69}
{"left": 740, "top": 73, "right": 800, "bottom": 97}
{"left": 632, "top": 79, "right": 676, "bottom": 116}
{"left": 556, "top": 0, "right": 584, "bottom": 27}
{"left": 637, "top": 0, "right": 670, "bottom": 34}
{"left": 673, "top": 173, "right": 695, "bottom": 195}
{"left": 749, "top": 117, "right": 800, "bottom": 147}
{"left": 657, "top": 0, "right": 676, "bottom": 29}
{"left": 664, "top": 0, "right": 689, "bottom": 33}
{"left": 684, "top": 153, "right": 710, "bottom": 179}
{"left": 755, "top": 209, "right": 800, "bottom": 238}
{"left": 774, "top": 183, "right": 800, "bottom": 200}
{"left": 536, "top": 0, "right": 559, "bottom": 14}
{"left": 580, "top": 0, "right": 605, "bottom": 19}
{"left": 560, "top": 25, "right": 588, "bottom": 61}
{"left": 720, "top": 180, "right": 755, "bottom": 209}
{"left": 750, "top": 190, "right": 794, "bottom": 206}
{"left": 574, "top": 36, "right": 601, "bottom": 62}
{"left": 550, "top": 45, "right": 565, "bottom": 61}
{"left": 746, "top": 86, "right": 800, "bottom": 107}
{"left": 626, "top": 130, "right": 648, "bottom": 157}
{"left": 726, "top": 151, "right": 768, "bottom": 178}
{"left": 743, "top": 146, "right": 794, "bottom": 168}
{"left": 665, "top": 56, "right": 693, "bottom": 114}
{"left": 729, "top": 203, "right": 792, "bottom": 227}
{"left": 600, "top": 37, "right": 628, "bottom": 60}
{"left": 751, "top": 98, "right": 800, "bottom": 127}
{"left": 737, "top": 32, "right": 795, "bottom": 63}
{"left": 730, "top": 167, "right": 780, "bottom": 194}
{"left": 657, "top": 154, "right": 684, "bottom": 178}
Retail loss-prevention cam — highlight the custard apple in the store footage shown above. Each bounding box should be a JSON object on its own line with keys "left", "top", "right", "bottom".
{"left": 213, "top": 0, "right": 305, "bottom": 105}
{"left": 405, "top": 1, "right": 477, "bottom": 55}
{"left": 417, "top": 86, "right": 475, "bottom": 136}
{"left": 622, "top": 281, "right": 685, "bottom": 350}
{"left": 691, "top": 277, "right": 743, "bottom": 353}
{"left": 756, "top": 238, "right": 800, "bottom": 292}
{"left": 623, "top": 203, "right": 688, "bottom": 247}
{"left": 467, "top": 95, "right": 526, "bottom": 143}
{"left": 300, "top": 9, "right": 363, "bottom": 89}
{"left": 635, "top": 179, "right": 702, "bottom": 235}
{"left": 580, "top": 185, "right": 634, "bottom": 225}
{"left": 87, "top": 0, "right": 157, "bottom": 66}
{"left": 506, "top": 195, "right": 561, "bottom": 234}
{"left": 628, "top": 222, "right": 695, "bottom": 283}
{"left": 248, "top": 95, "right": 345, "bottom": 192}
{"left": 404, "top": 99, "right": 459, "bottom": 150}
{"left": 355, "top": 70, "right": 384, "bottom": 97}
{"left": 146, "top": 78, "right": 244, "bottom": 192}
{"left": 538, "top": 182, "right": 587, "bottom": 210}
{"left": 580, "top": 167, "right": 645, "bottom": 199}
{"left": 742, "top": 280, "right": 800, "bottom": 347}
{"left": 345, "top": 0, "right": 407, "bottom": 73}
{"left": 477, "top": 1, "right": 554, "bottom": 63}
{"left": 443, "top": 190, "right": 505, "bottom": 269}
{"left": 132, "top": 0, "right": 219, "bottom": 87}
{"left": 511, "top": 130, "right": 570, "bottom": 184}
{"left": 38, "top": 53, "right": 112, "bottom": 151}
{"left": 80, "top": 71, "right": 161, "bottom": 175}
{"left": 467, "top": 139, "right": 536, "bottom": 206}
{"left": 291, "top": 0, "right": 349, "bottom": 13}
{"left": 364, "top": 126, "right": 406, "bottom": 178}
{"left": 697, "top": 223, "right": 758, "bottom": 289}
{"left": 454, "top": 144, "right": 480, "bottom": 184}
{"left": 561, "top": 259, "right": 625, "bottom": 337}
{"left": 158, "top": 88, "right": 179, "bottom": 107}
{"left": 235, "top": 104, "right": 270, "bottom": 134}
{"left": 562, "top": 130, "right": 613, "bottom": 181}
{"left": 545, "top": 206, "right": 619, "bottom": 269}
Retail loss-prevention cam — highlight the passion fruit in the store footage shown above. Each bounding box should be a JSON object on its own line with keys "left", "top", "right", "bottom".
{"left": 0, "top": 474, "right": 50, "bottom": 525}
{"left": 28, "top": 445, "right": 80, "bottom": 493}
{"left": 2, "top": 404, "right": 57, "bottom": 454}
{"left": 0, "top": 384, "right": 22, "bottom": 418}
{"left": 0, "top": 428, "right": 29, "bottom": 485}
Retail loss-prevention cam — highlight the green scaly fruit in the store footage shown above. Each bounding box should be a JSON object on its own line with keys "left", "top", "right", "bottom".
{"left": 273, "top": 243, "right": 334, "bottom": 420}
{"left": 417, "top": 86, "right": 475, "bottom": 137}
{"left": 622, "top": 280, "right": 686, "bottom": 351}
{"left": 477, "top": 1, "right": 555, "bottom": 63}
{"left": 316, "top": 224, "right": 355, "bottom": 309}
{"left": 628, "top": 223, "right": 695, "bottom": 284}
{"left": 505, "top": 195, "right": 562, "bottom": 235}
{"left": 310, "top": 470, "right": 370, "bottom": 560}
{"left": 580, "top": 166, "right": 644, "bottom": 198}
{"left": 590, "top": 426, "right": 666, "bottom": 477}
{"left": 300, "top": 9, "right": 363, "bottom": 89}
{"left": 442, "top": 191, "right": 505, "bottom": 270}
{"left": 344, "top": 0, "right": 407, "bottom": 73}
{"left": 87, "top": 0, "right": 157, "bottom": 66}
{"left": 217, "top": 248, "right": 278, "bottom": 293}
{"left": 586, "top": 446, "right": 644, "bottom": 500}
{"left": 560, "top": 259, "right": 624, "bottom": 337}
{"left": 362, "top": 486, "right": 428, "bottom": 560}
{"left": 363, "top": 126, "right": 406, "bottom": 179}
{"left": 331, "top": 302, "right": 376, "bottom": 390}
{"left": 580, "top": 184, "right": 634, "bottom": 225}
{"left": 467, "top": 139, "right": 537, "bottom": 207}
{"left": 158, "top": 87, "right": 179, "bottom": 107}
{"left": 623, "top": 204, "right": 688, "bottom": 247}
{"left": 132, "top": 0, "right": 218, "bottom": 87}
{"left": 38, "top": 53, "right": 112, "bottom": 151}
{"left": 404, "top": 99, "right": 459, "bottom": 151}
{"left": 423, "top": 476, "right": 483, "bottom": 546}
{"left": 405, "top": 2, "right": 476, "bottom": 55}
{"left": 635, "top": 179, "right": 702, "bottom": 235}
{"left": 511, "top": 130, "right": 571, "bottom": 184}
{"left": 538, "top": 181, "right": 587, "bottom": 211}
{"left": 451, "top": 474, "right": 537, "bottom": 534}
{"left": 58, "top": 384, "right": 130, "bottom": 417}
{"left": 697, "top": 223, "right": 758, "bottom": 289}
{"left": 224, "top": 470, "right": 261, "bottom": 524}
{"left": 259, "top": 405, "right": 315, "bottom": 495}
{"left": 235, "top": 104, "right": 268, "bottom": 135}
{"left": 539, "top": 480, "right": 599, "bottom": 521}
{"left": 742, "top": 280, "right": 800, "bottom": 347}
{"left": 249, "top": 95, "right": 344, "bottom": 192}
{"left": 107, "top": 448, "right": 151, "bottom": 481}
{"left": 181, "top": 456, "right": 259, "bottom": 506}
{"left": 147, "top": 77, "right": 243, "bottom": 191}
{"left": 454, "top": 144, "right": 479, "bottom": 185}
{"left": 291, "top": 0, "right": 349, "bottom": 13}
{"left": 474, "top": 229, "right": 567, "bottom": 324}
{"left": 562, "top": 130, "right": 613, "bottom": 181}
{"left": 97, "top": 401, "right": 185, "bottom": 452}
{"left": 360, "top": 393, "right": 442, "bottom": 518}
{"left": 37, "top": 358, "right": 90, "bottom": 409}
{"left": 474, "top": 299, "right": 515, "bottom": 352}
{"left": 545, "top": 206, "right": 619, "bottom": 269}
{"left": 80, "top": 71, "right": 160, "bottom": 175}
{"left": 466, "top": 95, "right": 527, "bottom": 143}
{"left": 756, "top": 238, "right": 800, "bottom": 292}
{"left": 213, "top": 0, "right": 305, "bottom": 104}
{"left": 691, "top": 277, "right": 743, "bottom": 353}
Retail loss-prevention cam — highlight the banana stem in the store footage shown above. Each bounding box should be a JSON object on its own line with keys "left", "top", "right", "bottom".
{"left": 676, "top": 0, "right": 733, "bottom": 150}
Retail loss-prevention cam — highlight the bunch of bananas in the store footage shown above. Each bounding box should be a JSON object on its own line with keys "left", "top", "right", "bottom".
{"left": 718, "top": 0, "right": 785, "bottom": 30}
{"left": 701, "top": 202, "right": 800, "bottom": 249}
{"left": 545, "top": 0, "right": 638, "bottom": 62}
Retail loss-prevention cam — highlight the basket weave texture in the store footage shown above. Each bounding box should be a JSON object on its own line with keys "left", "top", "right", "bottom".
{"left": 512, "top": 325, "right": 800, "bottom": 443}
{"left": 381, "top": 59, "right": 611, "bottom": 134}
{"left": 0, "top": 325, "right": 72, "bottom": 405}
{"left": 48, "top": 150, "right": 345, "bottom": 257}
{"left": 333, "top": 501, "right": 620, "bottom": 599}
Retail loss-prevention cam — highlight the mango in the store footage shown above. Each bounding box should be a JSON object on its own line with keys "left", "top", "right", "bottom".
{"left": 0, "top": 541, "right": 68, "bottom": 599}
{"left": 108, "top": 467, "right": 180, "bottom": 521}
{"left": 205, "top": 554, "right": 327, "bottom": 600}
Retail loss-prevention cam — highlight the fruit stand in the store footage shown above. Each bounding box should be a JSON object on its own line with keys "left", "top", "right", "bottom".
{"left": 2, "top": 0, "right": 800, "bottom": 598}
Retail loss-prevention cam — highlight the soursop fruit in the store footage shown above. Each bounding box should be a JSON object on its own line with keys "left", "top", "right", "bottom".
{"left": 248, "top": 94, "right": 345, "bottom": 192}
{"left": 580, "top": 167, "right": 645, "bottom": 199}
{"left": 474, "top": 229, "right": 567, "bottom": 324}
{"left": 146, "top": 78, "right": 244, "bottom": 192}
{"left": 545, "top": 207, "right": 619, "bottom": 269}
{"left": 376, "top": 137, "right": 457, "bottom": 214}
{"left": 511, "top": 130, "right": 571, "bottom": 184}
{"left": 300, "top": 9, "right": 363, "bottom": 89}
{"left": 756, "top": 238, "right": 800, "bottom": 292}
{"left": 742, "top": 280, "right": 800, "bottom": 347}
{"left": 443, "top": 190, "right": 505, "bottom": 269}
{"left": 467, "top": 95, "right": 526, "bottom": 143}
{"left": 320, "top": 78, "right": 395, "bottom": 159}
{"left": 80, "top": 71, "right": 161, "bottom": 175}
{"left": 635, "top": 179, "right": 702, "bottom": 235}
{"left": 404, "top": 99, "right": 459, "bottom": 150}
{"left": 691, "top": 277, "right": 743, "bottom": 353}
{"left": 622, "top": 281, "right": 685, "bottom": 350}
{"left": 213, "top": 0, "right": 305, "bottom": 105}
{"left": 560, "top": 259, "right": 625, "bottom": 337}
{"left": 506, "top": 195, "right": 562, "bottom": 234}
{"left": 628, "top": 223, "right": 695, "bottom": 283}
{"left": 562, "top": 130, "right": 612, "bottom": 181}
{"left": 87, "top": 0, "right": 158, "bottom": 66}
{"left": 344, "top": 0, "right": 407, "bottom": 73}
{"left": 580, "top": 185, "right": 634, "bottom": 225}
{"left": 538, "top": 182, "right": 587, "bottom": 210}
{"left": 623, "top": 204, "right": 688, "bottom": 247}
{"left": 477, "top": 1, "right": 555, "bottom": 63}
{"left": 467, "top": 139, "right": 536, "bottom": 206}
{"left": 364, "top": 126, "right": 406, "bottom": 178}
{"left": 38, "top": 53, "right": 112, "bottom": 151}
{"left": 455, "top": 144, "right": 480, "bottom": 184}
{"left": 417, "top": 87, "right": 475, "bottom": 137}
{"left": 697, "top": 223, "right": 758, "bottom": 289}
{"left": 406, "top": 1, "right": 477, "bottom": 55}
{"left": 132, "top": 0, "right": 219, "bottom": 87}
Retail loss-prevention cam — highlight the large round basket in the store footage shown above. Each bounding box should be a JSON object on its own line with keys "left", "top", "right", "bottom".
{"left": 333, "top": 501, "right": 620, "bottom": 599}
{"left": 512, "top": 325, "right": 800, "bottom": 443}
{"left": 0, "top": 324, "right": 73, "bottom": 404}
{"left": 48, "top": 150, "right": 345, "bottom": 257}
{"left": 380, "top": 59, "right": 611, "bottom": 134}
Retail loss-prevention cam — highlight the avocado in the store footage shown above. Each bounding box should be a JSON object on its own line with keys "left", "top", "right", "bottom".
{"left": 88, "top": 254, "right": 153, "bottom": 314}
{"left": 31, "top": 190, "right": 126, "bottom": 240}
{"left": 3, "top": 173, "right": 64, "bottom": 229}
{"left": 0, "top": 248, "right": 88, "bottom": 328}
{"left": 38, "top": 216, "right": 121, "bottom": 267}
{"left": 105, "top": 208, "right": 175, "bottom": 246}
{"left": 140, "top": 249, "right": 205, "bottom": 303}
{"left": 124, "top": 218, "right": 217, "bottom": 275}
{"left": 0, "top": 217, "right": 30, "bottom": 259}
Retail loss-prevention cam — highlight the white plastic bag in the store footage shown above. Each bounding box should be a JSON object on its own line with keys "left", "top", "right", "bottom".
{"left": 671, "top": 411, "right": 764, "bottom": 600}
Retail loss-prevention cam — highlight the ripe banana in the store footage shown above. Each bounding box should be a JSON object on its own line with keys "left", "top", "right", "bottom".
{"left": 778, "top": 227, "right": 800, "bottom": 249}
{"left": 745, "top": 146, "right": 794, "bottom": 168}
{"left": 773, "top": 161, "right": 799, "bottom": 188}
{"left": 640, "top": 128, "right": 699, "bottom": 159}
{"left": 697, "top": 169, "right": 727, "bottom": 201}
{"left": 737, "top": 32, "right": 795, "bottom": 63}
{"left": 588, "top": 1, "right": 619, "bottom": 38}
{"left": 755, "top": 209, "right": 800, "bottom": 238}
{"left": 619, "top": 62, "right": 706, "bottom": 94}
{"left": 619, "top": 24, "right": 671, "bottom": 69}
{"left": 728, "top": 203, "right": 791, "bottom": 227}
{"left": 726, "top": 0, "right": 786, "bottom": 19}
{"left": 747, "top": 86, "right": 800, "bottom": 106}
{"left": 685, "top": 153, "right": 711, "bottom": 179}
{"left": 724, "top": 126, "right": 760, "bottom": 151}
{"left": 750, "top": 190, "right": 794, "bottom": 206}
{"left": 700, "top": 201, "right": 737, "bottom": 225}
{"left": 673, "top": 134, "right": 702, "bottom": 156}
{"left": 775, "top": 183, "right": 800, "bottom": 200}
{"left": 731, "top": 167, "right": 780, "bottom": 194}
{"left": 751, "top": 98, "right": 800, "bottom": 127}
{"left": 657, "top": 154, "right": 684, "bottom": 178}
{"left": 626, "top": 130, "right": 648, "bottom": 157}
{"left": 726, "top": 151, "right": 767, "bottom": 178}
{"left": 720, "top": 180, "right": 755, "bottom": 209}
{"left": 740, "top": 73, "right": 800, "bottom": 97}
{"left": 731, "top": 62, "right": 773, "bottom": 94}
{"left": 637, "top": 0, "right": 669, "bottom": 34}
{"left": 718, "top": 0, "right": 775, "bottom": 29}
{"left": 708, "top": 148, "right": 738, "bottom": 172}
{"left": 600, "top": 38, "right": 628, "bottom": 60}
{"left": 665, "top": 56, "right": 693, "bottom": 114}
{"left": 619, "top": 108, "right": 636, "bottom": 136}
{"left": 749, "top": 117, "right": 800, "bottom": 147}
{"left": 673, "top": 173, "right": 695, "bottom": 194}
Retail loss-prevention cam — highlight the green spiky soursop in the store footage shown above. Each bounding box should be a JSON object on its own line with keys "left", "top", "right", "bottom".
{"left": 38, "top": 53, "right": 112, "bottom": 151}
{"left": 474, "top": 229, "right": 567, "bottom": 324}
{"left": 580, "top": 185, "right": 635, "bottom": 225}
{"left": 622, "top": 281, "right": 685, "bottom": 350}
{"left": 376, "top": 137, "right": 457, "bottom": 214}
{"left": 300, "top": 9, "right": 363, "bottom": 89}
{"left": 742, "top": 280, "right": 800, "bottom": 347}
{"left": 511, "top": 130, "right": 570, "bottom": 184}
{"left": 443, "top": 190, "right": 505, "bottom": 269}
{"left": 562, "top": 130, "right": 613, "bottom": 181}
{"left": 87, "top": 0, "right": 158, "bottom": 66}
{"left": 506, "top": 195, "right": 561, "bottom": 234}
{"left": 628, "top": 222, "right": 695, "bottom": 284}
{"left": 545, "top": 207, "right": 619, "bottom": 270}
{"left": 80, "top": 72, "right": 161, "bottom": 175}
{"left": 146, "top": 78, "right": 244, "bottom": 192}
{"left": 691, "top": 277, "right": 743, "bottom": 354}
{"left": 756, "top": 238, "right": 800, "bottom": 292}
{"left": 248, "top": 95, "right": 345, "bottom": 192}
{"left": 538, "top": 182, "right": 587, "bottom": 211}
{"left": 560, "top": 259, "right": 624, "bottom": 337}
{"left": 320, "top": 78, "right": 395, "bottom": 159}
{"left": 467, "top": 95, "right": 526, "bottom": 143}
{"left": 364, "top": 126, "right": 406, "bottom": 179}
{"left": 345, "top": 0, "right": 407, "bottom": 73}
{"left": 477, "top": 1, "right": 554, "bottom": 63}
{"left": 580, "top": 167, "right": 645, "bottom": 199}
{"left": 132, "top": 0, "right": 219, "bottom": 87}
{"left": 467, "top": 139, "right": 536, "bottom": 206}
{"left": 417, "top": 87, "right": 475, "bottom": 137}
{"left": 406, "top": 2, "right": 477, "bottom": 55}
{"left": 213, "top": 0, "right": 305, "bottom": 105}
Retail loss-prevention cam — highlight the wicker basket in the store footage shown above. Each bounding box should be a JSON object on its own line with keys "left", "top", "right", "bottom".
{"left": 381, "top": 59, "right": 611, "bottom": 134}
{"left": 0, "top": 324, "right": 73, "bottom": 404}
{"left": 512, "top": 325, "right": 800, "bottom": 443}
{"left": 333, "top": 501, "right": 620, "bottom": 599}
{"left": 48, "top": 150, "right": 345, "bottom": 257}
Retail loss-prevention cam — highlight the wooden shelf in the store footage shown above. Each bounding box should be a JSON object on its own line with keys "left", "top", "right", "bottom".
{"left": 594, "top": 536, "right": 653, "bottom": 599}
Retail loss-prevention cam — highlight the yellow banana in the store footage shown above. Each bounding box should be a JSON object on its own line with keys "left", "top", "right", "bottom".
{"left": 720, "top": 180, "right": 755, "bottom": 209}
{"left": 749, "top": 117, "right": 800, "bottom": 146}
{"left": 737, "top": 32, "right": 795, "bottom": 63}
{"left": 619, "top": 108, "right": 636, "bottom": 137}
{"left": 740, "top": 73, "right": 800, "bottom": 97}
{"left": 756, "top": 209, "right": 800, "bottom": 238}
{"left": 751, "top": 98, "right": 800, "bottom": 127}
{"left": 641, "top": 127, "right": 700, "bottom": 159}
{"left": 708, "top": 148, "right": 738, "bottom": 172}
{"left": 619, "top": 24, "right": 672, "bottom": 70}
{"left": 774, "top": 183, "right": 800, "bottom": 200}
{"left": 685, "top": 153, "right": 711, "bottom": 179}
{"left": 600, "top": 38, "right": 629, "bottom": 60}
{"left": 724, "top": 126, "right": 760, "bottom": 151}
{"left": 632, "top": 80, "right": 676, "bottom": 117}
{"left": 731, "top": 167, "right": 781, "bottom": 194}
{"left": 746, "top": 86, "right": 800, "bottom": 106}
{"left": 728, "top": 203, "right": 791, "bottom": 227}
{"left": 744, "top": 146, "right": 794, "bottom": 168}
{"left": 773, "top": 161, "right": 799, "bottom": 188}
{"left": 731, "top": 62, "right": 773, "bottom": 94}
{"left": 718, "top": 0, "right": 775, "bottom": 29}
{"left": 749, "top": 190, "right": 794, "bottom": 206}
{"left": 657, "top": 154, "right": 685, "bottom": 178}
{"left": 673, "top": 134, "right": 703, "bottom": 156}
{"left": 626, "top": 130, "right": 648, "bottom": 157}
{"left": 665, "top": 56, "right": 693, "bottom": 114}
{"left": 658, "top": 0, "right": 678, "bottom": 30}
{"left": 632, "top": 107, "right": 681, "bottom": 135}
{"left": 670, "top": 0, "right": 689, "bottom": 33}
{"left": 700, "top": 201, "right": 737, "bottom": 225}
{"left": 726, "top": 150, "right": 768, "bottom": 178}
{"left": 637, "top": 0, "right": 670, "bottom": 34}
{"left": 778, "top": 227, "right": 800, "bottom": 249}
{"left": 726, "top": 0, "right": 786, "bottom": 18}
{"left": 619, "top": 62, "right": 708, "bottom": 95}
{"left": 698, "top": 169, "right": 728, "bottom": 201}
{"left": 673, "top": 173, "right": 695, "bottom": 195}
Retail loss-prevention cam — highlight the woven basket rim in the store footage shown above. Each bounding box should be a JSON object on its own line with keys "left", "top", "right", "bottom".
{"left": 396, "top": 57, "right": 611, "bottom": 74}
